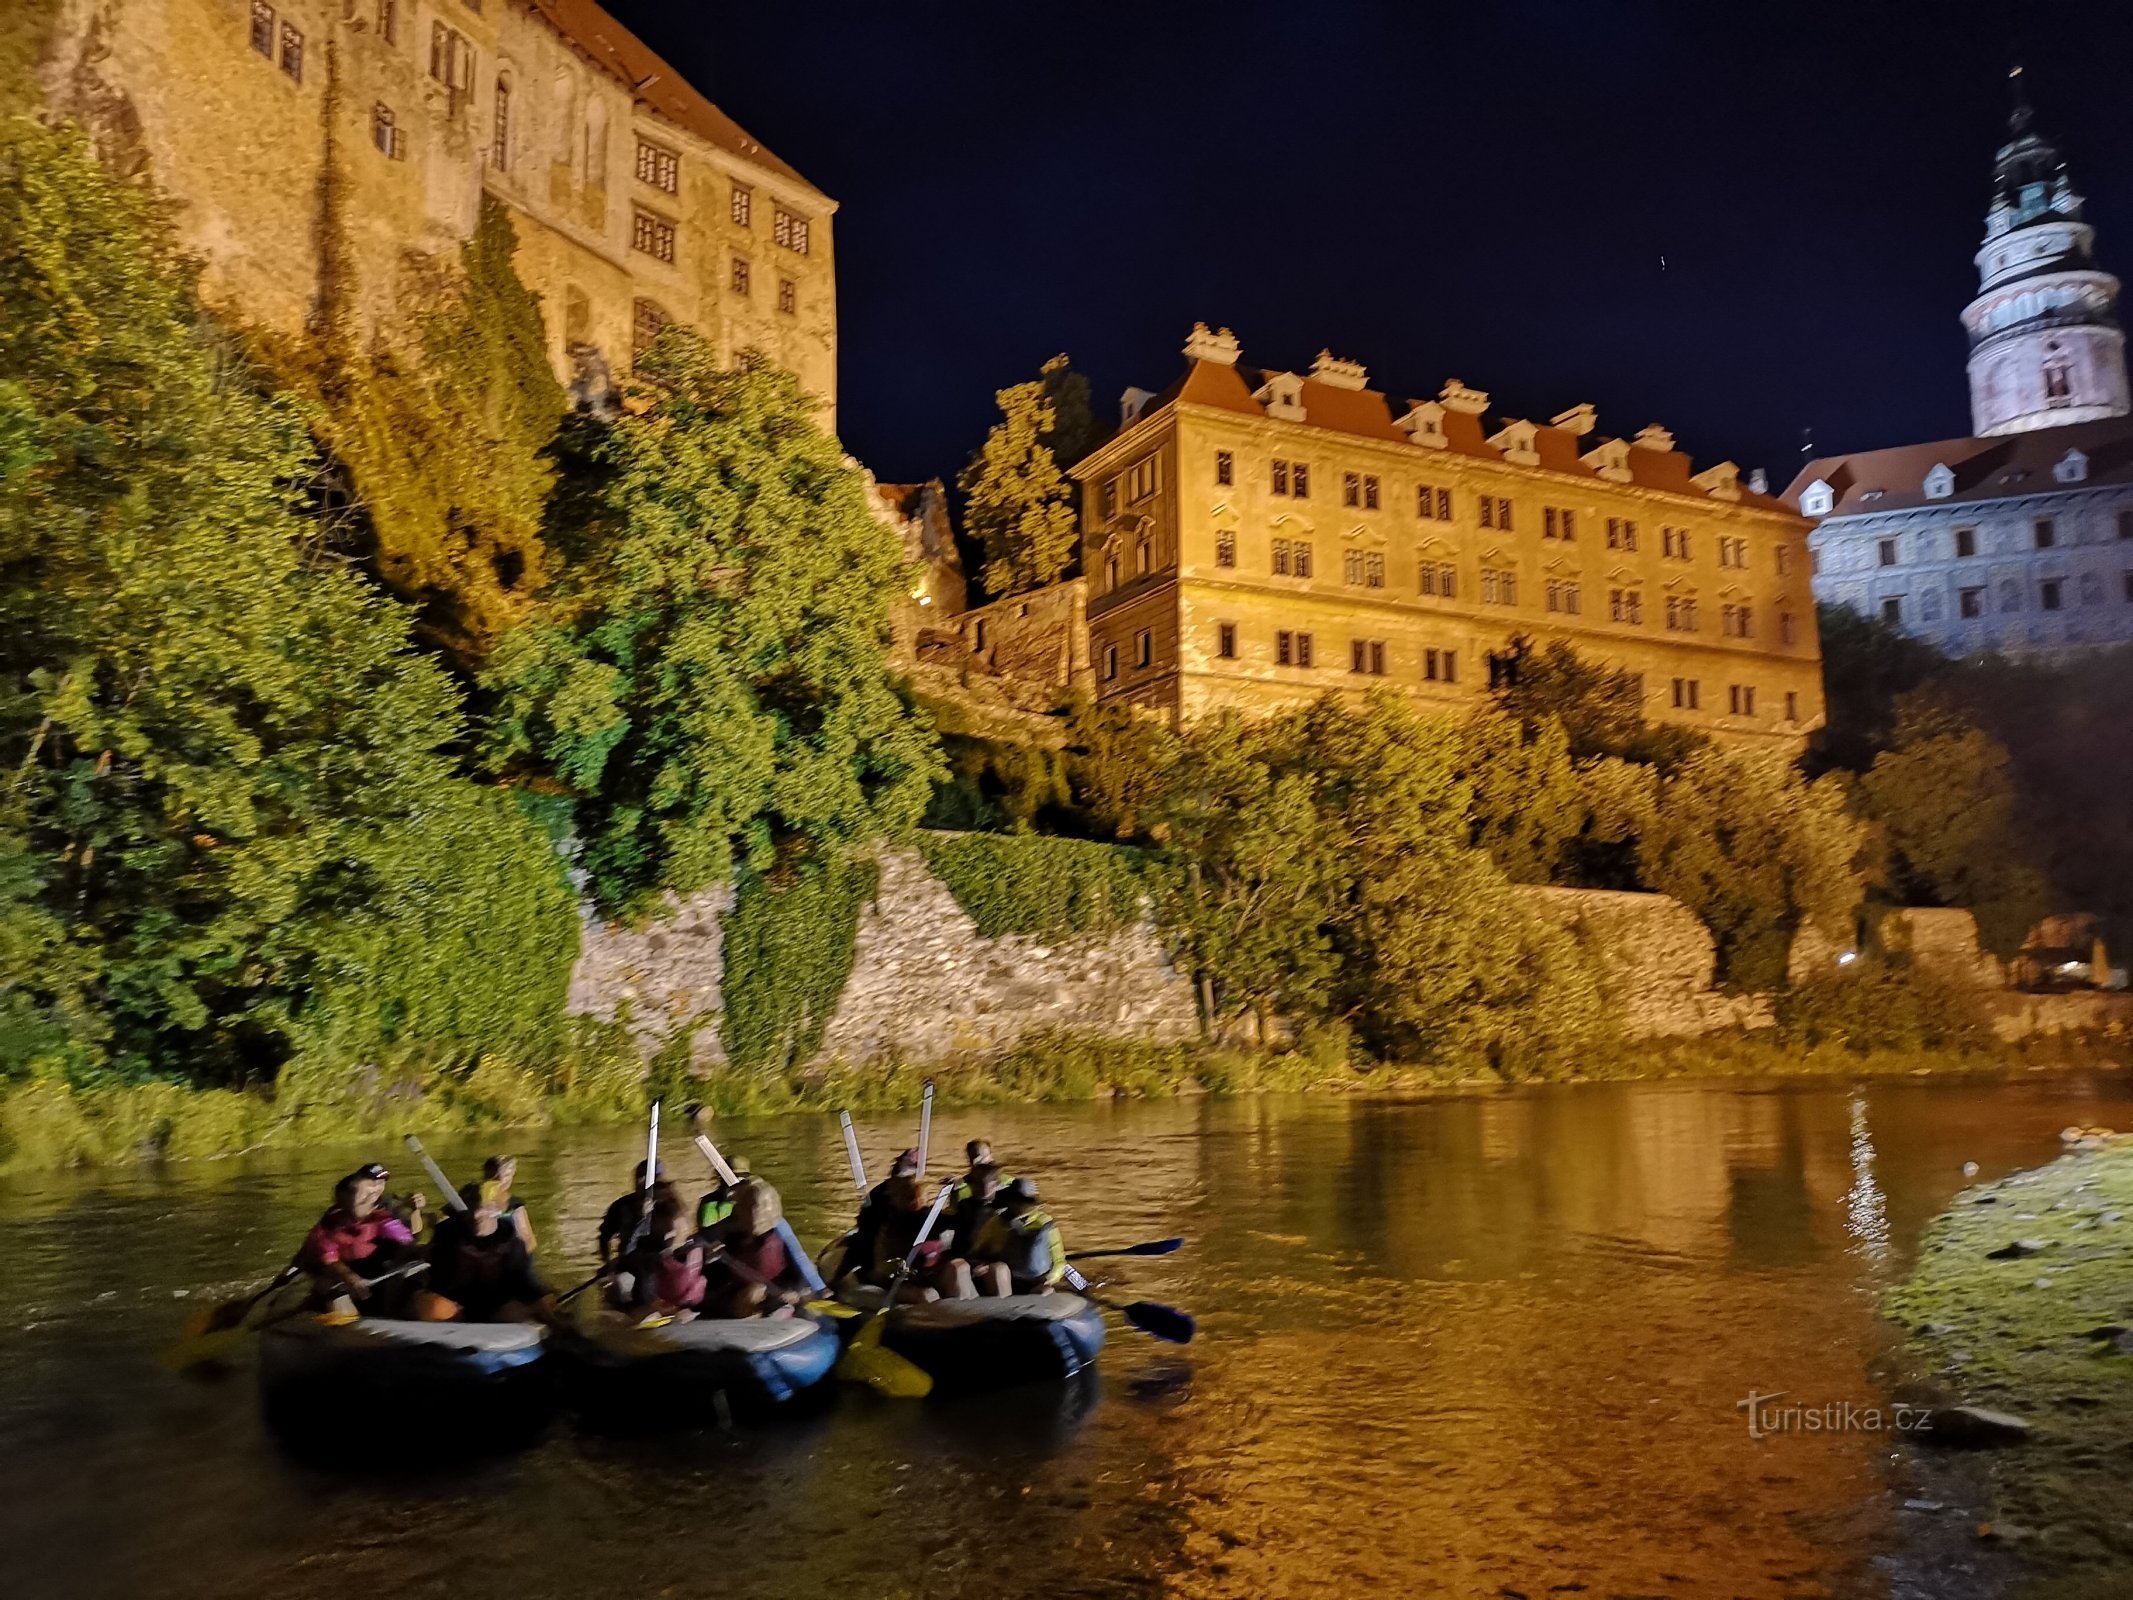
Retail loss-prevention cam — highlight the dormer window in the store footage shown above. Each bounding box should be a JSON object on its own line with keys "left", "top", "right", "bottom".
{"left": 1256, "top": 373, "right": 1305, "bottom": 421}
{"left": 2054, "top": 448, "right": 2089, "bottom": 484}
{"left": 1800, "top": 480, "right": 1834, "bottom": 517}
{"left": 1923, "top": 463, "right": 1956, "bottom": 500}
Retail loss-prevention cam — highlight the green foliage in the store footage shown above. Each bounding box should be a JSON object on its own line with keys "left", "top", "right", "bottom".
{"left": 1487, "top": 633, "right": 1706, "bottom": 769}
{"left": 297, "top": 197, "right": 564, "bottom": 667}
{"left": 0, "top": 122, "right": 579, "bottom": 1086}
{"left": 1151, "top": 694, "right": 1606, "bottom": 1064}
{"left": 1860, "top": 720, "right": 2052, "bottom": 957}
{"left": 719, "top": 856, "right": 879, "bottom": 1073}
{"left": 484, "top": 330, "right": 943, "bottom": 919}
{"left": 1637, "top": 746, "right": 1867, "bottom": 990}
{"left": 916, "top": 831, "right": 1147, "bottom": 939}
{"left": 1773, "top": 960, "right": 1989, "bottom": 1054}
{"left": 1809, "top": 602, "right": 1947, "bottom": 774}
{"left": 958, "top": 354, "right": 1093, "bottom": 598}
{"left": 1065, "top": 692, "right": 1182, "bottom": 841}
{"left": 1458, "top": 711, "right": 1587, "bottom": 883}
{"left": 921, "top": 730, "right": 1074, "bottom": 833}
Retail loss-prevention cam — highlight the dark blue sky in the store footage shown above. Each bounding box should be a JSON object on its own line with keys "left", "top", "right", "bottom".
{"left": 606, "top": 1, "right": 2133, "bottom": 487}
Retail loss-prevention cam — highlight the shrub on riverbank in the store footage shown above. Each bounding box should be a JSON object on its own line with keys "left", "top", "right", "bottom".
{"left": 916, "top": 832, "right": 1149, "bottom": 939}
{"left": 1884, "top": 1141, "right": 2133, "bottom": 1594}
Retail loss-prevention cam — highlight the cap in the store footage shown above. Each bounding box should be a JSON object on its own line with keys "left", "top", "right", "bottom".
{"left": 1005, "top": 1176, "right": 1039, "bottom": 1204}
{"left": 354, "top": 1162, "right": 389, "bottom": 1181}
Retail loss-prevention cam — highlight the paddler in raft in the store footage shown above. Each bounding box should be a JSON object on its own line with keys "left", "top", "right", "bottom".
{"left": 415, "top": 1181, "right": 558, "bottom": 1325}
{"left": 612, "top": 1192, "right": 710, "bottom": 1322}
{"left": 870, "top": 1173, "right": 978, "bottom": 1301}
{"left": 300, "top": 1162, "right": 427, "bottom": 1316}
{"left": 970, "top": 1177, "right": 1067, "bottom": 1297}
{"left": 696, "top": 1153, "right": 751, "bottom": 1232}
{"left": 830, "top": 1147, "right": 920, "bottom": 1287}
{"left": 699, "top": 1178, "right": 810, "bottom": 1317}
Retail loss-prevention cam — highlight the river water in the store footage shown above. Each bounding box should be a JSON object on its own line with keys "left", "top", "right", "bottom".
{"left": 2, "top": 1071, "right": 2127, "bottom": 1600}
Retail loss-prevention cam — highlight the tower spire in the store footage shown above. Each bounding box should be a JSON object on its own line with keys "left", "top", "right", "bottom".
{"left": 1962, "top": 78, "right": 2130, "bottom": 435}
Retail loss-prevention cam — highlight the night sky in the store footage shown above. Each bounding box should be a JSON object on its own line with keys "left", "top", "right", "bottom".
{"left": 604, "top": 1, "right": 2133, "bottom": 489}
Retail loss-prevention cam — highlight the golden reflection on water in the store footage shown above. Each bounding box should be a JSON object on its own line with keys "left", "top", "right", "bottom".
{"left": 1, "top": 1074, "right": 2126, "bottom": 1600}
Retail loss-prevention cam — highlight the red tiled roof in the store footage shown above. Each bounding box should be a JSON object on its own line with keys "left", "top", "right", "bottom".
{"left": 526, "top": 0, "right": 825, "bottom": 198}
{"left": 1174, "top": 358, "right": 1264, "bottom": 415}
{"left": 1531, "top": 426, "right": 1591, "bottom": 475}
{"left": 1293, "top": 379, "right": 1407, "bottom": 441}
{"left": 1782, "top": 416, "right": 2133, "bottom": 516}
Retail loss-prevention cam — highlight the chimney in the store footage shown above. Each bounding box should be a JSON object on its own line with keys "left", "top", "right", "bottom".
{"left": 1120, "top": 386, "right": 1157, "bottom": 426}
{"left": 1633, "top": 423, "right": 1676, "bottom": 453}
{"left": 1309, "top": 349, "right": 1368, "bottom": 390}
{"left": 1550, "top": 403, "right": 1597, "bottom": 437}
{"left": 1747, "top": 467, "right": 1770, "bottom": 495}
{"left": 1183, "top": 322, "right": 1241, "bottom": 366}
{"left": 1438, "top": 378, "right": 1490, "bottom": 415}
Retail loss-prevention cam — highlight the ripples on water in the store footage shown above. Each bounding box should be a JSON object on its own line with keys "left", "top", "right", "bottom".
{"left": 1, "top": 1072, "right": 2126, "bottom": 1599}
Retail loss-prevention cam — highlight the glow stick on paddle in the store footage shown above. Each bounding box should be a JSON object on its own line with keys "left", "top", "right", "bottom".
{"left": 916, "top": 1079, "right": 936, "bottom": 1177}
{"left": 838, "top": 1110, "right": 868, "bottom": 1195}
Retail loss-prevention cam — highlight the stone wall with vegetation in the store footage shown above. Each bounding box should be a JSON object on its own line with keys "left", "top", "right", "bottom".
{"left": 1516, "top": 887, "right": 1772, "bottom": 1037}
{"left": 568, "top": 837, "right": 1199, "bottom": 1072}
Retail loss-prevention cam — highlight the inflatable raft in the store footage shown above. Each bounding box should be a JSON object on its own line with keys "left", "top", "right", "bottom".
{"left": 838, "top": 1288, "right": 1106, "bottom": 1394}
{"left": 562, "top": 1313, "right": 841, "bottom": 1425}
{"left": 259, "top": 1315, "right": 551, "bottom": 1445}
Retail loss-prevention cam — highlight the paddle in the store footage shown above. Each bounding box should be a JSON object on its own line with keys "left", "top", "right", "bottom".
{"left": 1062, "top": 1262, "right": 1196, "bottom": 1345}
{"left": 163, "top": 1258, "right": 305, "bottom": 1371}
{"left": 837, "top": 1110, "right": 868, "bottom": 1195}
{"left": 833, "top": 1180, "right": 952, "bottom": 1399}
{"left": 916, "top": 1078, "right": 935, "bottom": 1177}
{"left": 1066, "top": 1237, "right": 1185, "bottom": 1262}
{"left": 403, "top": 1134, "right": 471, "bottom": 1214}
{"left": 686, "top": 1126, "right": 828, "bottom": 1299}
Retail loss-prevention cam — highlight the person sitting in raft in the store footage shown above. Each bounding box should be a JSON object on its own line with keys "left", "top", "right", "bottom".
{"left": 950, "top": 1139, "right": 1013, "bottom": 1209}
{"left": 701, "top": 1178, "right": 808, "bottom": 1317}
{"left": 302, "top": 1163, "right": 427, "bottom": 1315}
{"left": 946, "top": 1160, "right": 1004, "bottom": 1259}
{"left": 616, "top": 1194, "right": 707, "bottom": 1322}
{"left": 971, "top": 1177, "right": 1066, "bottom": 1298}
{"left": 596, "top": 1160, "right": 669, "bottom": 1267}
{"left": 696, "top": 1154, "right": 751, "bottom": 1233}
{"left": 481, "top": 1154, "right": 537, "bottom": 1253}
{"left": 416, "top": 1187, "right": 555, "bottom": 1324}
{"left": 870, "top": 1174, "right": 977, "bottom": 1302}
{"left": 834, "top": 1147, "right": 920, "bottom": 1286}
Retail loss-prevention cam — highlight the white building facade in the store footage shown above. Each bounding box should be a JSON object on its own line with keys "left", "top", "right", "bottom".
{"left": 1790, "top": 85, "right": 2133, "bottom": 659}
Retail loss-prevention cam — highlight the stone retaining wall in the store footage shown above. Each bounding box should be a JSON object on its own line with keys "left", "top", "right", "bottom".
{"left": 1516, "top": 886, "right": 1772, "bottom": 1037}
{"left": 568, "top": 847, "right": 1199, "bottom": 1068}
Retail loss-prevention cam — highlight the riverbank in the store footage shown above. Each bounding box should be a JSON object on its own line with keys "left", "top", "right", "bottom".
{"left": 2, "top": 1022, "right": 2125, "bottom": 1177}
{"left": 1884, "top": 1138, "right": 2133, "bottom": 1598}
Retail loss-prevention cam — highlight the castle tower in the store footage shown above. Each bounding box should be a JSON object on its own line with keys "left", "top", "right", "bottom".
{"left": 1962, "top": 71, "right": 2131, "bottom": 436}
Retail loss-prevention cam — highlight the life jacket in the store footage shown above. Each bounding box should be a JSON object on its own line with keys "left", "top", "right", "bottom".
{"left": 697, "top": 1187, "right": 736, "bottom": 1230}
{"left": 978, "top": 1209, "right": 1062, "bottom": 1288}
{"left": 651, "top": 1244, "right": 706, "bottom": 1310}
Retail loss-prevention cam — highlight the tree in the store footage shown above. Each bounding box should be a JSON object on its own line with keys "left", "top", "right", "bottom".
{"left": 485, "top": 331, "right": 944, "bottom": 920}
{"left": 0, "top": 123, "right": 577, "bottom": 1084}
{"left": 958, "top": 354, "right": 1095, "bottom": 598}
{"left": 1809, "top": 602, "right": 1946, "bottom": 774}
{"left": 1152, "top": 712, "right": 1345, "bottom": 1034}
{"left": 1457, "top": 710, "right": 1586, "bottom": 883}
{"left": 1861, "top": 718, "right": 2052, "bottom": 957}
{"left": 1066, "top": 692, "right": 1181, "bottom": 842}
{"left": 1637, "top": 747, "right": 1867, "bottom": 991}
{"left": 297, "top": 196, "right": 565, "bottom": 670}
{"left": 1486, "top": 633, "right": 1704, "bottom": 768}
{"left": 1305, "top": 695, "right": 1606, "bottom": 1067}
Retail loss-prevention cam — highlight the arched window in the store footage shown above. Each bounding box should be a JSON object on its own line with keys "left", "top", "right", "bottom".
{"left": 491, "top": 75, "right": 511, "bottom": 170}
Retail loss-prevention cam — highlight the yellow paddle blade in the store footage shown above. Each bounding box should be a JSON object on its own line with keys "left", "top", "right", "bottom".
{"left": 833, "top": 1314, "right": 932, "bottom": 1398}
{"left": 158, "top": 1326, "right": 248, "bottom": 1373}
{"left": 805, "top": 1298, "right": 860, "bottom": 1319}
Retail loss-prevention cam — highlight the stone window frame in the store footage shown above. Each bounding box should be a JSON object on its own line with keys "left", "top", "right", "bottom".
{"left": 1217, "top": 622, "right": 1238, "bottom": 659}
{"left": 630, "top": 297, "right": 672, "bottom": 365}
{"left": 1670, "top": 677, "right": 1701, "bottom": 711}
{"left": 731, "top": 184, "right": 754, "bottom": 227}
{"left": 1609, "top": 587, "right": 1643, "bottom": 625}
{"left": 492, "top": 74, "right": 512, "bottom": 171}
{"left": 378, "top": 0, "right": 399, "bottom": 46}
{"left": 1423, "top": 647, "right": 1458, "bottom": 684}
{"left": 1103, "top": 643, "right": 1119, "bottom": 681}
{"left": 635, "top": 137, "right": 680, "bottom": 194}
{"left": 2039, "top": 578, "right": 2064, "bottom": 612}
{"left": 1214, "top": 529, "right": 1237, "bottom": 568}
{"left": 250, "top": 1, "right": 275, "bottom": 59}
{"left": 371, "top": 103, "right": 404, "bottom": 159}
{"left": 631, "top": 207, "right": 678, "bottom": 264}
{"left": 279, "top": 20, "right": 304, "bottom": 81}
{"left": 1543, "top": 506, "right": 1578, "bottom": 542}
{"left": 1728, "top": 684, "right": 1757, "bottom": 717}
{"left": 2034, "top": 517, "right": 2056, "bottom": 550}
{"left": 1134, "top": 629, "right": 1153, "bottom": 670}
{"left": 773, "top": 206, "right": 812, "bottom": 254}
{"left": 730, "top": 256, "right": 751, "bottom": 296}
{"left": 1956, "top": 526, "right": 1978, "bottom": 558}
{"left": 1215, "top": 449, "right": 1233, "bottom": 487}
{"left": 777, "top": 278, "right": 797, "bottom": 315}
{"left": 1479, "top": 494, "right": 1513, "bottom": 531}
